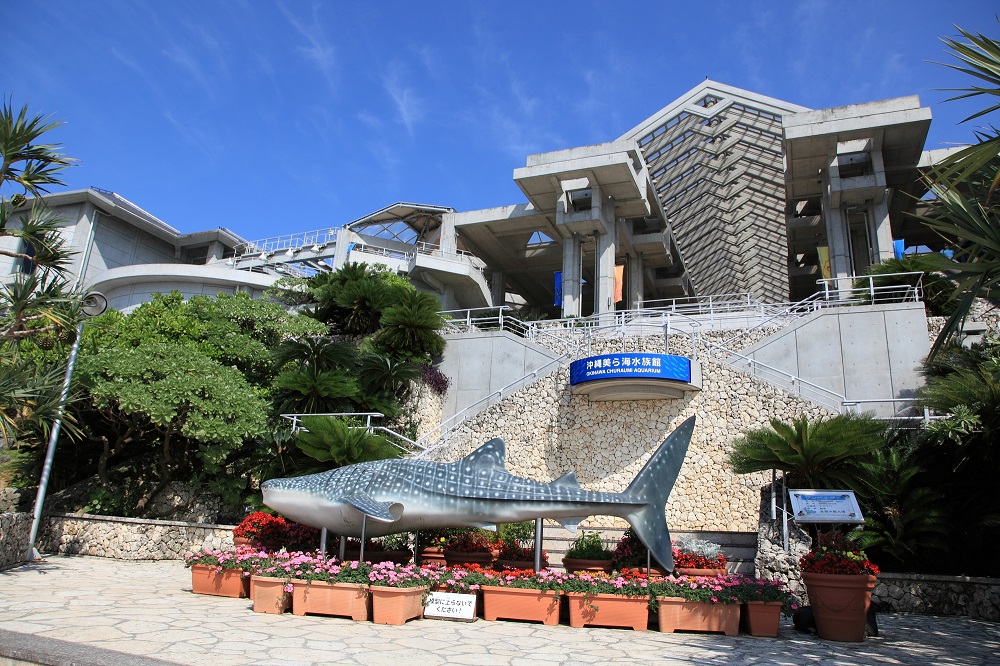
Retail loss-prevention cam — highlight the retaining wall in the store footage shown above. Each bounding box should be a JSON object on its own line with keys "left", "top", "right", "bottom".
{"left": 0, "top": 512, "right": 31, "bottom": 570}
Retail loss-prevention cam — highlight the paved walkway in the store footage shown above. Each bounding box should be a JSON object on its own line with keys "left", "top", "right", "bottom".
{"left": 0, "top": 556, "right": 998, "bottom": 666}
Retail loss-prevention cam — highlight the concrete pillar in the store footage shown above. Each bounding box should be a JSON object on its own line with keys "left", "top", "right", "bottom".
{"left": 594, "top": 197, "right": 617, "bottom": 315}
{"left": 439, "top": 213, "right": 458, "bottom": 254}
{"left": 332, "top": 228, "right": 354, "bottom": 270}
{"left": 561, "top": 235, "right": 583, "bottom": 318}
{"left": 871, "top": 196, "right": 894, "bottom": 262}
{"left": 628, "top": 253, "right": 644, "bottom": 309}
{"left": 822, "top": 156, "right": 852, "bottom": 282}
{"left": 490, "top": 270, "right": 505, "bottom": 307}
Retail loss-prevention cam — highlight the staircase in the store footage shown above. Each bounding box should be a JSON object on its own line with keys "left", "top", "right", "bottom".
{"left": 540, "top": 524, "right": 756, "bottom": 575}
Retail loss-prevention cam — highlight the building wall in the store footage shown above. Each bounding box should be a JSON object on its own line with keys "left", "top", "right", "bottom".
{"left": 437, "top": 331, "right": 562, "bottom": 421}
{"left": 735, "top": 302, "right": 928, "bottom": 415}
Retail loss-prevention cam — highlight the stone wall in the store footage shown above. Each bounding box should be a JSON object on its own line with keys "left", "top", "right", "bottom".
{"left": 423, "top": 333, "right": 834, "bottom": 533}
{"left": 873, "top": 573, "right": 1000, "bottom": 621}
{"left": 0, "top": 512, "right": 31, "bottom": 570}
{"left": 39, "top": 513, "right": 236, "bottom": 560}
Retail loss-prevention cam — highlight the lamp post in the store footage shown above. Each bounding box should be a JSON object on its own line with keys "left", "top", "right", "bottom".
{"left": 25, "top": 291, "right": 108, "bottom": 561}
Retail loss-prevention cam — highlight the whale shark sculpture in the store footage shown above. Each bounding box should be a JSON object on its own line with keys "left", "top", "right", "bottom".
{"left": 262, "top": 416, "right": 694, "bottom": 570}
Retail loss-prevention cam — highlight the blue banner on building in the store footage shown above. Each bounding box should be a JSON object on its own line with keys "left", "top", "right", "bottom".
{"left": 569, "top": 353, "right": 692, "bottom": 385}
{"left": 554, "top": 271, "right": 562, "bottom": 307}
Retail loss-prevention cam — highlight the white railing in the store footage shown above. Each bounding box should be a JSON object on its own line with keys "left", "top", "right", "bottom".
{"left": 817, "top": 272, "right": 923, "bottom": 305}
{"left": 237, "top": 229, "right": 340, "bottom": 257}
{"left": 280, "top": 412, "right": 426, "bottom": 454}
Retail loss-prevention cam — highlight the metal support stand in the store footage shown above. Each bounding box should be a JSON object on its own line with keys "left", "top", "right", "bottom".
{"left": 533, "top": 518, "right": 543, "bottom": 572}
{"left": 319, "top": 527, "right": 328, "bottom": 558}
{"left": 358, "top": 516, "right": 367, "bottom": 562}
{"left": 339, "top": 535, "right": 346, "bottom": 561}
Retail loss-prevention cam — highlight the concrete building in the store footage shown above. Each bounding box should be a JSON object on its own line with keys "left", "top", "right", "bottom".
{"left": 8, "top": 81, "right": 941, "bottom": 316}
{"left": 2, "top": 188, "right": 274, "bottom": 312}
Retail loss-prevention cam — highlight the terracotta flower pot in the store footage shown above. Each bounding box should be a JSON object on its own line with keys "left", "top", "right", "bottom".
{"left": 674, "top": 567, "right": 726, "bottom": 577}
{"left": 743, "top": 601, "right": 783, "bottom": 637}
{"left": 291, "top": 580, "right": 370, "bottom": 621}
{"left": 343, "top": 550, "right": 413, "bottom": 565}
{"left": 417, "top": 547, "right": 446, "bottom": 566}
{"left": 443, "top": 550, "right": 494, "bottom": 567}
{"left": 494, "top": 559, "right": 547, "bottom": 571}
{"left": 802, "top": 572, "right": 877, "bottom": 642}
{"left": 561, "top": 558, "right": 613, "bottom": 574}
{"left": 481, "top": 586, "right": 560, "bottom": 625}
{"left": 655, "top": 597, "right": 739, "bottom": 636}
{"left": 566, "top": 592, "right": 649, "bottom": 631}
{"left": 370, "top": 586, "right": 428, "bottom": 625}
{"left": 190, "top": 565, "right": 249, "bottom": 598}
{"left": 250, "top": 576, "right": 291, "bottom": 614}
{"left": 232, "top": 536, "right": 252, "bottom": 548}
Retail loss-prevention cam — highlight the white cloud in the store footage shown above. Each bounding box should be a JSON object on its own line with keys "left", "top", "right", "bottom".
{"left": 383, "top": 61, "right": 426, "bottom": 138}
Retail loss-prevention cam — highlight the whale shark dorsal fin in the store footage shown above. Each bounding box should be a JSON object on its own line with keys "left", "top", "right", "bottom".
{"left": 340, "top": 493, "right": 402, "bottom": 523}
{"left": 552, "top": 471, "right": 579, "bottom": 488}
{"left": 462, "top": 438, "right": 506, "bottom": 470}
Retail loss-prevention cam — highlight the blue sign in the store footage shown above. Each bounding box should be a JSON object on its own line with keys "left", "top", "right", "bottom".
{"left": 569, "top": 353, "right": 692, "bottom": 385}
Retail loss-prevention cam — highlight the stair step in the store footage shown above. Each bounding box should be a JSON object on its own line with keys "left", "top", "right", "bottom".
{"left": 534, "top": 523, "right": 756, "bottom": 575}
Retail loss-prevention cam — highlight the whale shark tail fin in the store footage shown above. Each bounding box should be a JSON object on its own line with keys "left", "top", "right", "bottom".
{"left": 623, "top": 416, "right": 695, "bottom": 571}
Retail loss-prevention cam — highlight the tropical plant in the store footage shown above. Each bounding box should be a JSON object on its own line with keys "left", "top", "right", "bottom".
{"left": 444, "top": 528, "right": 495, "bottom": 553}
{"left": 910, "top": 21, "right": 1000, "bottom": 356}
{"left": 727, "top": 413, "right": 887, "bottom": 489}
{"left": 372, "top": 289, "right": 446, "bottom": 359}
{"left": 74, "top": 342, "right": 270, "bottom": 515}
{"left": 565, "top": 531, "right": 614, "bottom": 560}
{"left": 293, "top": 416, "right": 402, "bottom": 468}
{"left": 0, "top": 99, "right": 82, "bottom": 449}
{"left": 558, "top": 572, "right": 651, "bottom": 598}
{"left": 273, "top": 366, "right": 360, "bottom": 416}
{"left": 850, "top": 442, "right": 949, "bottom": 571}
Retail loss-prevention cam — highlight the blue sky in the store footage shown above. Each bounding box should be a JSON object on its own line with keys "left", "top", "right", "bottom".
{"left": 6, "top": 1, "right": 998, "bottom": 244}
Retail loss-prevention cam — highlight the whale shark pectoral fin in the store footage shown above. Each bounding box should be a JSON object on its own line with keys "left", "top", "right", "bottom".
{"left": 461, "top": 438, "right": 506, "bottom": 471}
{"left": 551, "top": 471, "right": 580, "bottom": 488}
{"left": 555, "top": 517, "right": 585, "bottom": 532}
{"left": 340, "top": 493, "right": 402, "bottom": 523}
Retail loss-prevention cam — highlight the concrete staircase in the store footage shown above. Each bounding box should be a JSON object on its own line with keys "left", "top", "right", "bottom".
{"left": 539, "top": 523, "right": 756, "bottom": 575}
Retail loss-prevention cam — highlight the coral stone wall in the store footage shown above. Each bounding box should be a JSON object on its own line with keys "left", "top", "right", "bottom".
{"left": 0, "top": 512, "right": 31, "bottom": 570}
{"left": 39, "top": 513, "right": 235, "bottom": 560}
{"left": 424, "top": 334, "right": 834, "bottom": 533}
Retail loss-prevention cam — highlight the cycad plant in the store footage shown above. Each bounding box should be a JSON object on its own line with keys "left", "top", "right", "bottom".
{"left": 373, "top": 289, "right": 446, "bottom": 359}
{"left": 850, "top": 442, "right": 949, "bottom": 572}
{"left": 293, "top": 416, "right": 401, "bottom": 468}
{"left": 727, "top": 413, "right": 887, "bottom": 489}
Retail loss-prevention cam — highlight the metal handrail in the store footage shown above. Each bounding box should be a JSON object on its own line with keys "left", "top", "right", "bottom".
{"left": 697, "top": 334, "right": 847, "bottom": 413}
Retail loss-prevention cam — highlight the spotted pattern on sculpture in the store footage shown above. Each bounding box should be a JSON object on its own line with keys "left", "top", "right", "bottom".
{"left": 262, "top": 416, "right": 695, "bottom": 570}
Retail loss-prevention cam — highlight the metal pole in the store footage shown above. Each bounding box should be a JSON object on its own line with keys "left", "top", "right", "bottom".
{"left": 533, "top": 518, "right": 543, "bottom": 572}
{"left": 339, "top": 535, "right": 347, "bottom": 561}
{"left": 319, "top": 527, "right": 328, "bottom": 558}
{"left": 770, "top": 469, "right": 776, "bottom": 521}
{"left": 359, "top": 515, "right": 367, "bottom": 562}
{"left": 782, "top": 474, "right": 789, "bottom": 553}
{"left": 25, "top": 321, "right": 85, "bottom": 561}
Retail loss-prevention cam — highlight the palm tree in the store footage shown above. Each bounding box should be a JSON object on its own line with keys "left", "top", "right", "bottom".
{"left": 928, "top": 20, "right": 1000, "bottom": 196}
{"left": 912, "top": 21, "right": 1000, "bottom": 356}
{"left": 727, "top": 413, "right": 887, "bottom": 489}
{"left": 0, "top": 100, "right": 81, "bottom": 447}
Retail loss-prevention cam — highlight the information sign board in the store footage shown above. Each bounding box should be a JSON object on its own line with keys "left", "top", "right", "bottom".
{"left": 788, "top": 489, "right": 865, "bottom": 524}
{"left": 423, "top": 591, "right": 477, "bottom": 621}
